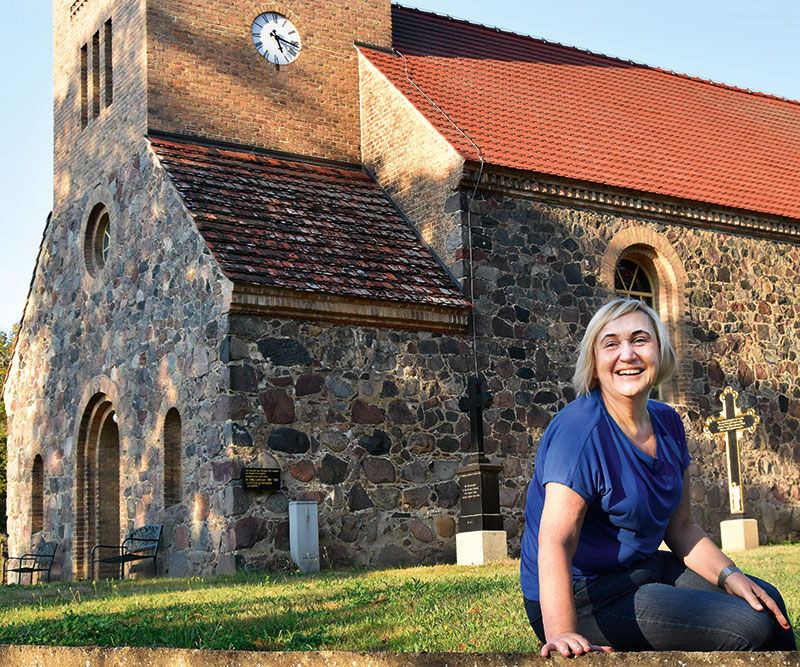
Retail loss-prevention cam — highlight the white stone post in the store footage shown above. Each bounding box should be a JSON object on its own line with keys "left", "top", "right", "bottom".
{"left": 289, "top": 501, "right": 320, "bottom": 573}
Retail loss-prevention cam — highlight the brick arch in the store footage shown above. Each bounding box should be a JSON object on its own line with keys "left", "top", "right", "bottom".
{"left": 74, "top": 392, "right": 120, "bottom": 579}
{"left": 601, "top": 226, "right": 690, "bottom": 404}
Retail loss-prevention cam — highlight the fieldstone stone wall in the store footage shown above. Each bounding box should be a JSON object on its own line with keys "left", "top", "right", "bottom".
{"left": 455, "top": 187, "right": 800, "bottom": 545}
{"left": 214, "top": 316, "right": 475, "bottom": 569}
{"left": 6, "top": 152, "right": 800, "bottom": 577}
{"left": 205, "top": 186, "right": 798, "bottom": 568}
{"left": 3, "top": 143, "right": 232, "bottom": 578}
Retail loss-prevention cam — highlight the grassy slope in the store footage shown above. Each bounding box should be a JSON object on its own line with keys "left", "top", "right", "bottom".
{"left": 0, "top": 546, "right": 796, "bottom": 652}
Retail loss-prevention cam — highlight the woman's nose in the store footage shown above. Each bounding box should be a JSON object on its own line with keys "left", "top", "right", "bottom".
{"left": 619, "top": 340, "right": 637, "bottom": 360}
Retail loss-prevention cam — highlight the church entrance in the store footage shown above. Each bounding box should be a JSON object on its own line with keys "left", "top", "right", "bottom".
{"left": 75, "top": 393, "right": 120, "bottom": 579}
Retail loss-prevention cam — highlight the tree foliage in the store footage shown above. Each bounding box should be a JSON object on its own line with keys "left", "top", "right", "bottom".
{"left": 0, "top": 326, "right": 17, "bottom": 534}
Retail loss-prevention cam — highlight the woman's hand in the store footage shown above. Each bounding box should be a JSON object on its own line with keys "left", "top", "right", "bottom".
{"left": 541, "top": 631, "right": 612, "bottom": 658}
{"left": 723, "top": 571, "right": 791, "bottom": 629}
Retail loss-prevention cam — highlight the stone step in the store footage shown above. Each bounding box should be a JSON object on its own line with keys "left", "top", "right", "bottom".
{"left": 0, "top": 646, "right": 797, "bottom": 667}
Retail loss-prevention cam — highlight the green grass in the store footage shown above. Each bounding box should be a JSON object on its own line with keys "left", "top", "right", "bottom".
{"left": 0, "top": 545, "right": 796, "bottom": 652}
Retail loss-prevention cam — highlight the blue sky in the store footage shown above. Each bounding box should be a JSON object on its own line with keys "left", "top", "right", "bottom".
{"left": 1, "top": 1, "right": 799, "bottom": 334}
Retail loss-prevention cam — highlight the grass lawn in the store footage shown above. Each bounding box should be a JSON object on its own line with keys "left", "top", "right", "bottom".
{"left": 0, "top": 545, "right": 797, "bottom": 652}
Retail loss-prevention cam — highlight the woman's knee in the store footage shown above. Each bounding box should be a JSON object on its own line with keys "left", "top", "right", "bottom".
{"left": 717, "top": 604, "right": 774, "bottom": 650}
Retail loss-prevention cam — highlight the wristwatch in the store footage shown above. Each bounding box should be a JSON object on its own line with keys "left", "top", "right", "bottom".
{"left": 718, "top": 565, "right": 743, "bottom": 588}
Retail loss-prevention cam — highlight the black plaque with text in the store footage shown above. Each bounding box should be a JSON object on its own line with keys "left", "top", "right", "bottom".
{"left": 457, "top": 462, "right": 503, "bottom": 532}
{"left": 242, "top": 467, "right": 280, "bottom": 492}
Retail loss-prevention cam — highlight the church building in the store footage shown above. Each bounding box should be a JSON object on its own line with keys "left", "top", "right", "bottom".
{"left": 4, "top": 0, "right": 800, "bottom": 578}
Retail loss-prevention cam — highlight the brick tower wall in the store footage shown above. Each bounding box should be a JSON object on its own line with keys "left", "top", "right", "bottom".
{"left": 146, "top": 0, "right": 392, "bottom": 162}
{"left": 53, "top": 0, "right": 148, "bottom": 209}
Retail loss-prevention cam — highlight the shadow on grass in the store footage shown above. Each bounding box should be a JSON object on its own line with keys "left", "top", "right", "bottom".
{"left": 0, "top": 568, "right": 529, "bottom": 652}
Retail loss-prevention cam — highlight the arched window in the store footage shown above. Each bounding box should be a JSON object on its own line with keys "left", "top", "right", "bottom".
{"left": 31, "top": 455, "right": 44, "bottom": 534}
{"left": 84, "top": 203, "right": 111, "bottom": 277}
{"left": 163, "top": 408, "right": 182, "bottom": 508}
{"left": 602, "top": 232, "right": 689, "bottom": 405}
{"left": 615, "top": 257, "right": 655, "bottom": 307}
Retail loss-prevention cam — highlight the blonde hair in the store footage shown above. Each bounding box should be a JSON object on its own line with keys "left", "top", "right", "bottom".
{"left": 572, "top": 298, "right": 676, "bottom": 397}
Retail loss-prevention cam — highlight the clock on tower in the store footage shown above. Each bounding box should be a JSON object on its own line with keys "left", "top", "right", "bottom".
{"left": 251, "top": 12, "right": 302, "bottom": 65}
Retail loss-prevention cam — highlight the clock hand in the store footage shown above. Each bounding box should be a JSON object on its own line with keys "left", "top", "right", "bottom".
{"left": 269, "top": 29, "right": 285, "bottom": 53}
{"left": 275, "top": 34, "right": 300, "bottom": 50}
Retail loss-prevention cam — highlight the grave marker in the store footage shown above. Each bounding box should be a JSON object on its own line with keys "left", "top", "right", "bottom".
{"left": 455, "top": 376, "right": 507, "bottom": 565}
{"left": 704, "top": 386, "right": 761, "bottom": 551}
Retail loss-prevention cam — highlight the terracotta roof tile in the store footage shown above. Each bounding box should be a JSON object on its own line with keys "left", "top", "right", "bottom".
{"left": 149, "top": 136, "right": 469, "bottom": 309}
{"left": 360, "top": 6, "right": 800, "bottom": 221}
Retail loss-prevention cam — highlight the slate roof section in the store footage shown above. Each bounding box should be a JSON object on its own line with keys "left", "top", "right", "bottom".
{"left": 149, "top": 135, "right": 469, "bottom": 310}
{"left": 360, "top": 5, "right": 800, "bottom": 221}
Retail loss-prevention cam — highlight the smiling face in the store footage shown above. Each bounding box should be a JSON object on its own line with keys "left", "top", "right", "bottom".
{"left": 593, "top": 310, "right": 661, "bottom": 404}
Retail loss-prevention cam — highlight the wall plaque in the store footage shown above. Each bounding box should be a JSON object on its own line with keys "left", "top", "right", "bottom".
{"left": 242, "top": 467, "right": 280, "bottom": 492}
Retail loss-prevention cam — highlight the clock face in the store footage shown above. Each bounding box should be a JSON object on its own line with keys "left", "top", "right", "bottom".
{"left": 252, "top": 12, "right": 302, "bottom": 65}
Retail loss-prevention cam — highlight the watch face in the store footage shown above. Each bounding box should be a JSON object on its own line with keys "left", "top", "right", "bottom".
{"left": 252, "top": 12, "right": 302, "bottom": 65}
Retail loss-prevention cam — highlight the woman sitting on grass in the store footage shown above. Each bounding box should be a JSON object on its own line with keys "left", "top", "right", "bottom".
{"left": 520, "top": 298, "right": 796, "bottom": 656}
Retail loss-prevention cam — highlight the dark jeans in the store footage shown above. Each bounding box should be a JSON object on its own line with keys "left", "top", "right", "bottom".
{"left": 524, "top": 551, "right": 796, "bottom": 651}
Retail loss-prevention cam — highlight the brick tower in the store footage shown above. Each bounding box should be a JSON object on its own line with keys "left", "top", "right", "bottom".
{"left": 55, "top": 0, "right": 391, "bottom": 209}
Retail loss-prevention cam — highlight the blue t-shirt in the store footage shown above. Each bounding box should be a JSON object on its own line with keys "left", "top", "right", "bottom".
{"left": 520, "top": 389, "right": 690, "bottom": 601}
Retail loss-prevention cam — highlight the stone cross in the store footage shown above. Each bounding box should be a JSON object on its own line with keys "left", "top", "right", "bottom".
{"left": 704, "top": 386, "right": 760, "bottom": 516}
{"left": 458, "top": 376, "right": 493, "bottom": 458}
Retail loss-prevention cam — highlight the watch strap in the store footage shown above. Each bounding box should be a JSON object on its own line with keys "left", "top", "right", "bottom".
{"left": 718, "top": 565, "right": 743, "bottom": 588}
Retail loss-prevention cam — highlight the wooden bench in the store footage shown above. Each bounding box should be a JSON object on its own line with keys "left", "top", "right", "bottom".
{"left": 3, "top": 541, "right": 58, "bottom": 585}
{"left": 90, "top": 525, "right": 163, "bottom": 580}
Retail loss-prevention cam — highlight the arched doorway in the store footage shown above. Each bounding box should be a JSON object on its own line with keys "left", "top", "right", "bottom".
{"left": 601, "top": 230, "right": 689, "bottom": 404}
{"left": 75, "top": 393, "right": 120, "bottom": 579}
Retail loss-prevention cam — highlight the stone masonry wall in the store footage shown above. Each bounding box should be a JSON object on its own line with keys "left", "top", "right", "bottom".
{"left": 164, "top": 188, "right": 800, "bottom": 572}
{"left": 213, "top": 316, "right": 474, "bottom": 569}
{"left": 456, "top": 188, "right": 800, "bottom": 545}
{"left": 204, "top": 188, "right": 800, "bottom": 569}
{"left": 4, "top": 143, "right": 232, "bottom": 578}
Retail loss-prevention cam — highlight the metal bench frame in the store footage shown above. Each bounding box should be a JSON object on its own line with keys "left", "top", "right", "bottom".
{"left": 90, "top": 524, "right": 163, "bottom": 580}
{"left": 3, "top": 541, "right": 58, "bottom": 585}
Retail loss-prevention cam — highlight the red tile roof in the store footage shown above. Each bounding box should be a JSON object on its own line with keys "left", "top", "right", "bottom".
{"left": 149, "top": 136, "right": 469, "bottom": 309}
{"left": 360, "top": 5, "right": 800, "bottom": 221}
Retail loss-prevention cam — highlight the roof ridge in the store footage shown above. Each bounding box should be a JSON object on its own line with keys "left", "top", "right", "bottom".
{"left": 392, "top": 3, "right": 800, "bottom": 107}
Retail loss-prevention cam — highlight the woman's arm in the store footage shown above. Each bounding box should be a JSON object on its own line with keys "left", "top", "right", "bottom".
{"left": 538, "top": 482, "right": 612, "bottom": 657}
{"left": 665, "top": 471, "right": 790, "bottom": 629}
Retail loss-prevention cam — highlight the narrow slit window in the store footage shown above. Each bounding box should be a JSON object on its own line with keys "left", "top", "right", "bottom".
{"left": 92, "top": 31, "right": 100, "bottom": 119}
{"left": 80, "top": 44, "right": 88, "bottom": 128}
{"left": 31, "top": 455, "right": 44, "bottom": 534}
{"left": 163, "top": 409, "right": 182, "bottom": 507}
{"left": 104, "top": 19, "right": 113, "bottom": 108}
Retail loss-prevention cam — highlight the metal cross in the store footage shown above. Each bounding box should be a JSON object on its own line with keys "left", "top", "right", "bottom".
{"left": 704, "top": 386, "right": 760, "bottom": 516}
{"left": 458, "top": 376, "right": 493, "bottom": 458}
